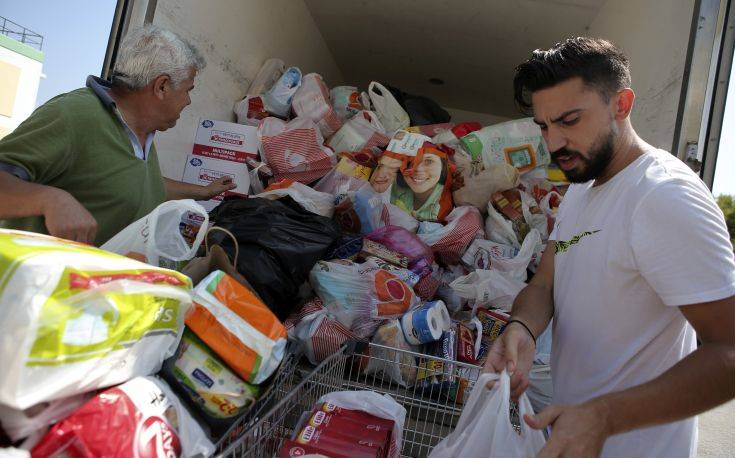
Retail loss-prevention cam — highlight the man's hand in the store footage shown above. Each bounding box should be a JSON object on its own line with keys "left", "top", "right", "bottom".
{"left": 526, "top": 400, "right": 611, "bottom": 457}
{"left": 200, "top": 176, "right": 237, "bottom": 200}
{"left": 483, "top": 322, "right": 536, "bottom": 400}
{"left": 42, "top": 188, "right": 98, "bottom": 244}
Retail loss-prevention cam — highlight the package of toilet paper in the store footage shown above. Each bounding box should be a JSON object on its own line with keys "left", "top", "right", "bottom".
{"left": 0, "top": 229, "right": 192, "bottom": 410}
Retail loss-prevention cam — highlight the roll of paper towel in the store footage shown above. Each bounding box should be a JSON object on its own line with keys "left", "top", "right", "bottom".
{"left": 401, "top": 300, "right": 450, "bottom": 345}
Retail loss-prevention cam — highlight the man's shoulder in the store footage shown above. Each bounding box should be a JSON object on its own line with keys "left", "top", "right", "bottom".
{"left": 43, "top": 87, "right": 105, "bottom": 115}
{"left": 625, "top": 149, "right": 708, "bottom": 200}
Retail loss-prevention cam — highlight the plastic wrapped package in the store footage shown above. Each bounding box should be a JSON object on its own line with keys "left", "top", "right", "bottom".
{"left": 160, "top": 328, "right": 259, "bottom": 437}
{"left": 328, "top": 110, "right": 390, "bottom": 155}
{"left": 31, "top": 376, "right": 215, "bottom": 458}
{"left": 288, "top": 298, "right": 359, "bottom": 365}
{"left": 257, "top": 179, "right": 335, "bottom": 218}
{"left": 452, "top": 148, "right": 520, "bottom": 210}
{"left": 309, "top": 259, "right": 419, "bottom": 339}
{"left": 208, "top": 197, "right": 342, "bottom": 319}
{"left": 362, "top": 319, "right": 419, "bottom": 388}
{"left": 0, "top": 230, "right": 192, "bottom": 410}
{"left": 315, "top": 391, "right": 406, "bottom": 458}
{"left": 383, "top": 131, "right": 456, "bottom": 222}
{"left": 407, "top": 123, "right": 455, "bottom": 138}
{"left": 330, "top": 86, "right": 364, "bottom": 121}
{"left": 259, "top": 116, "right": 337, "bottom": 184}
{"left": 334, "top": 184, "right": 419, "bottom": 235}
{"left": 313, "top": 154, "right": 373, "bottom": 201}
{"left": 431, "top": 122, "right": 482, "bottom": 147}
{"left": 459, "top": 118, "right": 551, "bottom": 173}
{"left": 417, "top": 206, "right": 485, "bottom": 265}
{"left": 102, "top": 199, "right": 209, "bottom": 270}
{"left": 450, "top": 269, "right": 526, "bottom": 313}
{"left": 365, "top": 225, "right": 434, "bottom": 278}
{"left": 261, "top": 66, "right": 302, "bottom": 118}
{"left": 187, "top": 270, "right": 287, "bottom": 384}
{"left": 292, "top": 73, "right": 343, "bottom": 138}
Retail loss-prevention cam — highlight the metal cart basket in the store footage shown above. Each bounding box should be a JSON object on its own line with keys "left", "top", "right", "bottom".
{"left": 219, "top": 341, "right": 484, "bottom": 457}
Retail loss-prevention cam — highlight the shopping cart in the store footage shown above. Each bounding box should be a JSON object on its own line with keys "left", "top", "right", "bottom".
{"left": 213, "top": 345, "right": 303, "bottom": 454}
{"left": 219, "top": 341, "right": 485, "bottom": 457}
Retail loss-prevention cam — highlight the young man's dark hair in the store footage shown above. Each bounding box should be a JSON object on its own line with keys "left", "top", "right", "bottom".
{"left": 513, "top": 37, "right": 631, "bottom": 114}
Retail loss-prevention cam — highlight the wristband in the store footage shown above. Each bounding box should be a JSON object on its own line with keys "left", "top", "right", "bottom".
{"left": 506, "top": 319, "right": 536, "bottom": 346}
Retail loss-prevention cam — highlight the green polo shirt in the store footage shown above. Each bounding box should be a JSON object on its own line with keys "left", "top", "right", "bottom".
{"left": 0, "top": 79, "right": 166, "bottom": 245}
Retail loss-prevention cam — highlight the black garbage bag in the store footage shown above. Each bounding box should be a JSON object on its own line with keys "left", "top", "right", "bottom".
{"left": 208, "top": 196, "right": 342, "bottom": 320}
{"left": 384, "top": 83, "right": 451, "bottom": 126}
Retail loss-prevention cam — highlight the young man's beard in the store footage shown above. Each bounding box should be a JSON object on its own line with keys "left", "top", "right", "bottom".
{"left": 552, "top": 129, "right": 615, "bottom": 183}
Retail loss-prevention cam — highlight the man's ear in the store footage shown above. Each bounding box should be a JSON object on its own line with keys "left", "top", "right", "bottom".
{"left": 614, "top": 88, "right": 635, "bottom": 121}
{"left": 152, "top": 74, "right": 171, "bottom": 100}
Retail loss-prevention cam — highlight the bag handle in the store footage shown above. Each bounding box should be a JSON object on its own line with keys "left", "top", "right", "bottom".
{"left": 204, "top": 226, "right": 239, "bottom": 267}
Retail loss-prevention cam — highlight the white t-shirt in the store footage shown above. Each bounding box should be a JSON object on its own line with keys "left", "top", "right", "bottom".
{"left": 550, "top": 148, "right": 735, "bottom": 458}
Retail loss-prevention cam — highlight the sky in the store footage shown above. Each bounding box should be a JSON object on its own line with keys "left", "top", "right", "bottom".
{"left": 2, "top": 0, "right": 117, "bottom": 107}
{"left": 1, "top": 1, "right": 733, "bottom": 195}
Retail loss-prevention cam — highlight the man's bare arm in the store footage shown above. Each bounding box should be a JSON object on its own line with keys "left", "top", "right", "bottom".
{"left": 163, "top": 176, "right": 236, "bottom": 201}
{"left": 0, "top": 171, "right": 98, "bottom": 243}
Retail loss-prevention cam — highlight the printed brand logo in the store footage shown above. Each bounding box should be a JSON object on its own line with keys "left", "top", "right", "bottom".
{"left": 201, "top": 120, "right": 214, "bottom": 128}
{"left": 136, "top": 416, "right": 181, "bottom": 458}
{"left": 189, "top": 158, "right": 203, "bottom": 167}
{"left": 288, "top": 446, "right": 307, "bottom": 457}
{"left": 311, "top": 410, "right": 325, "bottom": 425}
{"left": 198, "top": 169, "right": 231, "bottom": 183}
{"left": 192, "top": 368, "right": 214, "bottom": 388}
{"left": 555, "top": 230, "right": 601, "bottom": 254}
{"left": 300, "top": 425, "right": 315, "bottom": 442}
{"left": 210, "top": 130, "right": 244, "bottom": 146}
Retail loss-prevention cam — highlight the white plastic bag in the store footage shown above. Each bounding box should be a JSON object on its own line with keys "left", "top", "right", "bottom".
{"left": 486, "top": 199, "right": 522, "bottom": 249}
{"left": 0, "top": 393, "right": 92, "bottom": 442}
{"left": 462, "top": 229, "right": 542, "bottom": 282}
{"left": 261, "top": 66, "right": 302, "bottom": 118}
{"left": 328, "top": 110, "right": 390, "bottom": 154}
{"left": 452, "top": 148, "right": 520, "bottom": 210}
{"left": 0, "top": 230, "right": 192, "bottom": 410}
{"left": 364, "top": 320, "right": 419, "bottom": 388}
{"left": 102, "top": 200, "right": 208, "bottom": 269}
{"left": 450, "top": 269, "right": 526, "bottom": 313}
{"left": 368, "top": 82, "right": 410, "bottom": 135}
{"left": 459, "top": 118, "right": 551, "bottom": 174}
{"left": 429, "top": 371, "right": 545, "bottom": 457}
{"left": 292, "top": 73, "right": 343, "bottom": 138}
{"left": 330, "top": 85, "right": 364, "bottom": 121}
{"left": 234, "top": 95, "right": 269, "bottom": 127}
{"left": 317, "top": 390, "right": 407, "bottom": 458}
{"left": 256, "top": 181, "right": 335, "bottom": 217}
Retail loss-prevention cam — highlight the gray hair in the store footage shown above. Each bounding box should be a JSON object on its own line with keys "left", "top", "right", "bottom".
{"left": 111, "top": 25, "right": 205, "bottom": 90}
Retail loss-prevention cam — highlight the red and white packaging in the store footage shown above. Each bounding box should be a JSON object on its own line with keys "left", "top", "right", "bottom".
{"left": 279, "top": 439, "right": 349, "bottom": 458}
{"left": 306, "top": 409, "right": 391, "bottom": 445}
{"left": 259, "top": 116, "right": 337, "bottom": 184}
{"left": 181, "top": 118, "right": 258, "bottom": 211}
{"left": 31, "top": 376, "right": 214, "bottom": 458}
{"left": 295, "top": 424, "right": 384, "bottom": 458}
{"left": 234, "top": 95, "right": 270, "bottom": 127}
{"left": 292, "top": 73, "right": 343, "bottom": 138}
{"left": 417, "top": 206, "right": 485, "bottom": 265}
{"left": 287, "top": 298, "right": 359, "bottom": 365}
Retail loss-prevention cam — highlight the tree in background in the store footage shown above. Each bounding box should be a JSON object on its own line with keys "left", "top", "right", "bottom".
{"left": 717, "top": 195, "right": 735, "bottom": 248}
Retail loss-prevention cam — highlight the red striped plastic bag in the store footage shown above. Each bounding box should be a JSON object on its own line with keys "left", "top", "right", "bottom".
{"left": 418, "top": 206, "right": 485, "bottom": 265}
{"left": 286, "top": 297, "right": 359, "bottom": 365}
{"left": 258, "top": 116, "right": 337, "bottom": 184}
{"left": 292, "top": 73, "right": 343, "bottom": 138}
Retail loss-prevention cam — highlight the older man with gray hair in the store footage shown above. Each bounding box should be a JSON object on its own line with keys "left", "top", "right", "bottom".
{"left": 0, "top": 25, "right": 233, "bottom": 245}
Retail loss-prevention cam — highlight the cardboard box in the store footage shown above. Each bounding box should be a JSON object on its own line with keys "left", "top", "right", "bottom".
{"left": 181, "top": 118, "right": 258, "bottom": 211}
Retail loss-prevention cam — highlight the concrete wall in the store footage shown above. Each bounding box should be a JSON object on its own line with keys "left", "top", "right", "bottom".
{"left": 0, "top": 38, "right": 43, "bottom": 139}
{"left": 152, "top": 0, "right": 343, "bottom": 179}
{"left": 445, "top": 107, "right": 512, "bottom": 127}
{"left": 588, "top": 0, "right": 695, "bottom": 151}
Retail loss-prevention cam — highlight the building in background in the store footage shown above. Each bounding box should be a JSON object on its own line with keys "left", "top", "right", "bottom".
{"left": 0, "top": 16, "right": 44, "bottom": 139}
